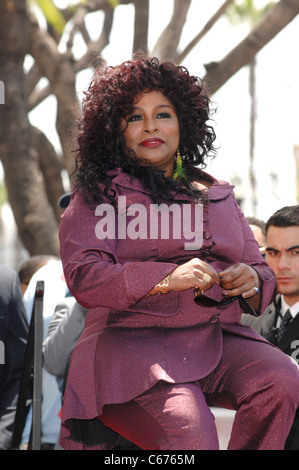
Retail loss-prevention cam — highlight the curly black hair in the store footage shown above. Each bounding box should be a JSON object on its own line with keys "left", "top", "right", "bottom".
{"left": 74, "top": 56, "right": 217, "bottom": 205}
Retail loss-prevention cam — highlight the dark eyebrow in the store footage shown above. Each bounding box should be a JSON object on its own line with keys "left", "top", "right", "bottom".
{"left": 287, "top": 245, "right": 299, "bottom": 251}
{"left": 132, "top": 104, "right": 174, "bottom": 111}
{"left": 265, "top": 247, "right": 278, "bottom": 253}
{"left": 265, "top": 245, "right": 299, "bottom": 252}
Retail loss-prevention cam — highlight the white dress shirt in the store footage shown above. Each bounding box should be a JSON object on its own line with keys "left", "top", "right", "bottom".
{"left": 276, "top": 296, "right": 299, "bottom": 328}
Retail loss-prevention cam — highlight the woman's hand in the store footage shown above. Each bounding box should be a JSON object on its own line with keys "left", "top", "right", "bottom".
{"left": 168, "top": 258, "right": 219, "bottom": 292}
{"left": 218, "top": 263, "right": 261, "bottom": 299}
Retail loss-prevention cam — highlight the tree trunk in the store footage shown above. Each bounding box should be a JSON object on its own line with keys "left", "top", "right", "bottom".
{"left": 133, "top": 0, "right": 149, "bottom": 55}
{"left": 152, "top": 0, "right": 192, "bottom": 62}
{"left": 0, "top": 0, "right": 60, "bottom": 257}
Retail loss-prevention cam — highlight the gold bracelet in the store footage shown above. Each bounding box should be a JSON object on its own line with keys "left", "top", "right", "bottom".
{"left": 147, "top": 274, "right": 171, "bottom": 296}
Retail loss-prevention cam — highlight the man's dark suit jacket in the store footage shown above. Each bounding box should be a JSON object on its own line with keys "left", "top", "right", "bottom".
{"left": 242, "top": 295, "right": 299, "bottom": 450}
{"left": 0, "top": 265, "right": 28, "bottom": 449}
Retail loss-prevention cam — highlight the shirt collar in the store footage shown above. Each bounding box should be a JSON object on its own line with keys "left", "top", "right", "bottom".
{"left": 281, "top": 295, "right": 299, "bottom": 319}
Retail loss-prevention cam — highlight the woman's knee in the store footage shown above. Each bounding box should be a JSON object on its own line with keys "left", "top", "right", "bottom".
{"left": 253, "top": 352, "right": 299, "bottom": 408}
{"left": 137, "top": 382, "right": 219, "bottom": 450}
{"left": 272, "top": 356, "right": 299, "bottom": 404}
{"left": 101, "top": 382, "right": 220, "bottom": 450}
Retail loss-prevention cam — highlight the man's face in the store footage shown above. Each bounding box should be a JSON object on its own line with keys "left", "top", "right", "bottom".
{"left": 265, "top": 225, "right": 299, "bottom": 305}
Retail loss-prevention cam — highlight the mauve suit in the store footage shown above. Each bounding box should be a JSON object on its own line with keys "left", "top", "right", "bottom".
{"left": 59, "top": 168, "right": 299, "bottom": 449}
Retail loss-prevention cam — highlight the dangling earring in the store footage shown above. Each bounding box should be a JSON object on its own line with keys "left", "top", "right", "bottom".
{"left": 173, "top": 147, "right": 185, "bottom": 180}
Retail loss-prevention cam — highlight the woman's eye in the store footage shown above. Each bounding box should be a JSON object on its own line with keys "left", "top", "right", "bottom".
{"left": 126, "top": 111, "right": 172, "bottom": 122}
{"left": 156, "top": 112, "right": 171, "bottom": 119}
{"left": 127, "top": 114, "right": 142, "bottom": 122}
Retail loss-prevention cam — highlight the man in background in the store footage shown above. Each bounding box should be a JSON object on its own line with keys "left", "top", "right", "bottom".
{"left": 242, "top": 205, "right": 299, "bottom": 449}
{"left": 246, "top": 216, "right": 266, "bottom": 257}
{"left": 0, "top": 264, "right": 28, "bottom": 449}
{"left": 18, "top": 255, "right": 59, "bottom": 295}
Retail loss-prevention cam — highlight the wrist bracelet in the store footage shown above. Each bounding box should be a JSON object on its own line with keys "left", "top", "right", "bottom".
{"left": 147, "top": 274, "right": 171, "bottom": 296}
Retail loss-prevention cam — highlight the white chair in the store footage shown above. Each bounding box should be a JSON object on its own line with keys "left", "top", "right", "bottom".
{"left": 210, "top": 407, "right": 236, "bottom": 450}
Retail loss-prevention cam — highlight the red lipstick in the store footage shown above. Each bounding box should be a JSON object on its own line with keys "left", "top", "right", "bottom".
{"left": 140, "top": 138, "right": 164, "bottom": 148}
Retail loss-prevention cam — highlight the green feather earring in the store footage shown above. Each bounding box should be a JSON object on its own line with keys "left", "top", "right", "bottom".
{"left": 173, "top": 148, "right": 185, "bottom": 180}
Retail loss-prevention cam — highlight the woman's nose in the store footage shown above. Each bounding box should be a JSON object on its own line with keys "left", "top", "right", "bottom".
{"left": 143, "top": 117, "right": 158, "bottom": 133}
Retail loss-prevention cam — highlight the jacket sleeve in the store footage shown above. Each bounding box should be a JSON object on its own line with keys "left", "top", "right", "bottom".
{"left": 43, "top": 298, "right": 87, "bottom": 377}
{"left": 59, "top": 192, "right": 177, "bottom": 311}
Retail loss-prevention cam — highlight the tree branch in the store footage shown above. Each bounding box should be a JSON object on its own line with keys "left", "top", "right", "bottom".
{"left": 177, "top": 0, "right": 235, "bottom": 63}
{"left": 75, "top": 9, "right": 114, "bottom": 71}
{"left": 204, "top": 0, "right": 299, "bottom": 94}
{"left": 28, "top": 8, "right": 79, "bottom": 175}
{"left": 31, "top": 126, "right": 65, "bottom": 223}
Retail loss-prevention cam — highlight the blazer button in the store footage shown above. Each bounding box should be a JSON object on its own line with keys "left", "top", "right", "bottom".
{"left": 210, "top": 315, "right": 219, "bottom": 323}
{"left": 203, "top": 231, "right": 211, "bottom": 239}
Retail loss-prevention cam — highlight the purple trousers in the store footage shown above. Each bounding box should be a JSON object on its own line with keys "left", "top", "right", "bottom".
{"left": 100, "top": 332, "right": 299, "bottom": 450}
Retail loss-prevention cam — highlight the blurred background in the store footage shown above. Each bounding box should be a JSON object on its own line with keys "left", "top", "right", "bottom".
{"left": 0, "top": 0, "right": 298, "bottom": 268}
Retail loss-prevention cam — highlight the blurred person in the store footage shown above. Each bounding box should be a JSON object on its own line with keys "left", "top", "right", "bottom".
{"left": 20, "top": 260, "right": 68, "bottom": 450}
{"left": 59, "top": 57, "right": 299, "bottom": 450}
{"left": 43, "top": 297, "right": 87, "bottom": 386}
{"left": 43, "top": 298, "right": 139, "bottom": 450}
{"left": 19, "top": 198, "right": 73, "bottom": 448}
{"left": 246, "top": 217, "right": 266, "bottom": 257}
{"left": 43, "top": 297, "right": 87, "bottom": 450}
{"left": 242, "top": 205, "right": 299, "bottom": 449}
{"left": 18, "top": 255, "right": 59, "bottom": 295}
{"left": 0, "top": 265, "right": 28, "bottom": 449}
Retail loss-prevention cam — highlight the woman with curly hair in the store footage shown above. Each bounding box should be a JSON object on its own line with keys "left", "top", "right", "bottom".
{"left": 59, "top": 57, "right": 299, "bottom": 450}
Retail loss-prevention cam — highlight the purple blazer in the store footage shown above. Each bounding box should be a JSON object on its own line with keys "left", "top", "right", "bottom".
{"left": 59, "top": 168, "right": 276, "bottom": 445}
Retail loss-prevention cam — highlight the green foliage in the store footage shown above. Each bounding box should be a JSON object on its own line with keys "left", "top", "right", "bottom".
{"left": 108, "top": 0, "right": 120, "bottom": 7}
{"left": 29, "top": 0, "right": 66, "bottom": 33}
{"left": 0, "top": 181, "right": 8, "bottom": 207}
{"left": 28, "top": 0, "right": 93, "bottom": 33}
{"left": 226, "top": 0, "right": 276, "bottom": 26}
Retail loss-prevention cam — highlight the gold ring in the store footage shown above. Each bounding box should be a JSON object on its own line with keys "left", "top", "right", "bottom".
{"left": 202, "top": 273, "right": 211, "bottom": 283}
{"left": 194, "top": 287, "right": 204, "bottom": 297}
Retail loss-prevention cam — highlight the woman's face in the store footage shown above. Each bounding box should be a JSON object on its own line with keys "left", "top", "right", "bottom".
{"left": 121, "top": 90, "right": 180, "bottom": 178}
